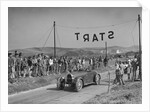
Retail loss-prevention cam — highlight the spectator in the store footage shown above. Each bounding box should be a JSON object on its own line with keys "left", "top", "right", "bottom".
{"left": 131, "top": 58, "right": 138, "bottom": 81}
{"left": 119, "top": 62, "right": 125, "bottom": 85}
{"left": 27, "top": 57, "right": 33, "bottom": 77}
{"left": 43, "top": 56, "right": 47, "bottom": 76}
{"left": 113, "top": 61, "right": 120, "bottom": 85}
{"left": 8, "top": 53, "right": 15, "bottom": 79}
{"left": 32, "top": 55, "right": 38, "bottom": 77}
{"left": 103, "top": 57, "right": 108, "bottom": 67}
{"left": 49, "top": 56, "right": 54, "bottom": 73}
{"left": 57, "top": 57, "right": 62, "bottom": 74}
{"left": 15, "top": 53, "right": 21, "bottom": 78}
{"left": 127, "top": 59, "right": 132, "bottom": 80}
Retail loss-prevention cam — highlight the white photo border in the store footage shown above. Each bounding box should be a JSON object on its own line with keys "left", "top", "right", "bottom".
{"left": 0, "top": 0, "right": 149, "bottom": 112}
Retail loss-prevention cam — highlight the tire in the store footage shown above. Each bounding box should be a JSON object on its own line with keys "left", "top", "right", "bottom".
{"left": 57, "top": 77, "right": 65, "bottom": 90}
{"left": 95, "top": 74, "right": 100, "bottom": 85}
{"left": 75, "top": 78, "right": 83, "bottom": 92}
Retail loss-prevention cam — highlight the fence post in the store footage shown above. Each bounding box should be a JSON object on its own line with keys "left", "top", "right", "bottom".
{"left": 107, "top": 71, "right": 110, "bottom": 93}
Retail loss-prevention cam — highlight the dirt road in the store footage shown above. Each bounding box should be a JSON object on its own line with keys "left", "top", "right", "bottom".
{"left": 8, "top": 71, "right": 115, "bottom": 104}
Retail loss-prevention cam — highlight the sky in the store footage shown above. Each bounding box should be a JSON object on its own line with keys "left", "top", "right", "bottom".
{"left": 8, "top": 7, "right": 142, "bottom": 50}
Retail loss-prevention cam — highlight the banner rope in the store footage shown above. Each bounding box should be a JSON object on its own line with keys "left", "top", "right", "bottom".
{"left": 56, "top": 19, "right": 137, "bottom": 29}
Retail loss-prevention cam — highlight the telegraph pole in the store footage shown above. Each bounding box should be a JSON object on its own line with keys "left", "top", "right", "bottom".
{"left": 138, "top": 14, "right": 142, "bottom": 81}
{"left": 104, "top": 42, "right": 108, "bottom": 67}
{"left": 105, "top": 42, "right": 107, "bottom": 59}
{"left": 105, "top": 42, "right": 110, "bottom": 93}
{"left": 53, "top": 21, "right": 56, "bottom": 58}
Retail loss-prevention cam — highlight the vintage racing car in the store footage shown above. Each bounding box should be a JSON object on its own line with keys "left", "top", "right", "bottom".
{"left": 57, "top": 70, "right": 101, "bottom": 92}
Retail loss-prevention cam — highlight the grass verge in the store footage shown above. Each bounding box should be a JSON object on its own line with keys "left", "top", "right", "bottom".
{"left": 83, "top": 81, "right": 142, "bottom": 104}
{"left": 8, "top": 74, "right": 58, "bottom": 95}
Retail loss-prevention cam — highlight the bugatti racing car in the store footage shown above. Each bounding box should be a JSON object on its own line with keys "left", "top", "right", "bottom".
{"left": 57, "top": 70, "right": 101, "bottom": 92}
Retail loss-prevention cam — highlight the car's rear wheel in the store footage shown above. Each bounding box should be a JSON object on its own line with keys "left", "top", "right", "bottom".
{"left": 75, "top": 78, "right": 83, "bottom": 92}
{"left": 57, "top": 77, "right": 65, "bottom": 90}
{"left": 95, "top": 74, "right": 100, "bottom": 85}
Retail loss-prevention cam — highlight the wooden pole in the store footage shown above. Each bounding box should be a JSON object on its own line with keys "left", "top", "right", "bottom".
{"left": 107, "top": 71, "right": 110, "bottom": 93}
{"left": 105, "top": 42, "right": 107, "bottom": 59}
{"left": 104, "top": 42, "right": 108, "bottom": 67}
{"left": 54, "top": 21, "right": 56, "bottom": 58}
{"left": 138, "top": 15, "right": 142, "bottom": 81}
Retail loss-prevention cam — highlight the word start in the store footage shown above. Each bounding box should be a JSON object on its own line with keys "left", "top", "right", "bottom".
{"left": 75, "top": 31, "right": 114, "bottom": 42}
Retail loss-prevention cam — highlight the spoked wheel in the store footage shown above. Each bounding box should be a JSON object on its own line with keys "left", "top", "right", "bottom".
{"left": 75, "top": 78, "right": 83, "bottom": 92}
{"left": 95, "top": 74, "right": 100, "bottom": 85}
{"left": 57, "top": 77, "right": 65, "bottom": 90}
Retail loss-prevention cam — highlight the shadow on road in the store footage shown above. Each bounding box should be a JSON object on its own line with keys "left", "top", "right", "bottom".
{"left": 46, "top": 86, "right": 76, "bottom": 92}
{"left": 46, "top": 83, "right": 108, "bottom": 92}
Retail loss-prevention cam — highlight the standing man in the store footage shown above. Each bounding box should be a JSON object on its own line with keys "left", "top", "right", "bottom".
{"left": 119, "top": 61, "right": 125, "bottom": 85}
{"left": 131, "top": 58, "right": 138, "bottom": 81}
{"left": 53, "top": 57, "right": 58, "bottom": 74}
{"left": 92, "top": 57, "right": 96, "bottom": 70}
{"left": 57, "top": 57, "right": 62, "bottom": 74}
{"left": 82, "top": 57, "right": 85, "bottom": 70}
{"left": 18, "top": 52, "right": 23, "bottom": 77}
{"left": 103, "top": 57, "right": 108, "bottom": 67}
{"left": 127, "top": 59, "right": 132, "bottom": 80}
{"left": 64, "top": 57, "right": 68, "bottom": 72}
{"left": 8, "top": 53, "right": 15, "bottom": 80}
{"left": 43, "top": 56, "right": 47, "bottom": 76}
{"left": 32, "top": 55, "right": 38, "bottom": 77}
{"left": 89, "top": 57, "right": 93, "bottom": 70}
{"left": 113, "top": 61, "right": 120, "bottom": 85}
{"left": 49, "top": 57, "right": 53, "bottom": 73}
{"left": 15, "top": 53, "right": 20, "bottom": 78}
{"left": 27, "top": 56, "right": 33, "bottom": 77}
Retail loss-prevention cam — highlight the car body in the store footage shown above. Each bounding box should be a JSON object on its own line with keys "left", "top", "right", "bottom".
{"left": 57, "top": 70, "right": 101, "bottom": 92}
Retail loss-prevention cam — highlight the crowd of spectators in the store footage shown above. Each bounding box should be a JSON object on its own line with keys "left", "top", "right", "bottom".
{"left": 8, "top": 51, "right": 107, "bottom": 82}
{"left": 113, "top": 55, "right": 141, "bottom": 85}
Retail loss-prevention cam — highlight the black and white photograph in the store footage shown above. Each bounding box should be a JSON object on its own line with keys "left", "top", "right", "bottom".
{"left": 0, "top": 0, "right": 150, "bottom": 111}
{"left": 7, "top": 7, "right": 143, "bottom": 104}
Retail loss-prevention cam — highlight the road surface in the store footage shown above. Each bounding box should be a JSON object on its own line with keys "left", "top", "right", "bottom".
{"left": 8, "top": 71, "right": 115, "bottom": 104}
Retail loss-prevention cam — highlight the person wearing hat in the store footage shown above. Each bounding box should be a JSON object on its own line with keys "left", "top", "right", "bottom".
{"left": 15, "top": 52, "right": 22, "bottom": 78}
{"left": 32, "top": 55, "right": 38, "bottom": 77}
{"left": 14, "top": 53, "right": 19, "bottom": 78}
{"left": 8, "top": 53, "right": 14, "bottom": 79}
{"left": 15, "top": 50, "right": 19, "bottom": 56}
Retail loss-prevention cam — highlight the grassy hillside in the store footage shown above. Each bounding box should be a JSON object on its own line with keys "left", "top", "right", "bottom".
{"left": 9, "top": 45, "right": 139, "bottom": 57}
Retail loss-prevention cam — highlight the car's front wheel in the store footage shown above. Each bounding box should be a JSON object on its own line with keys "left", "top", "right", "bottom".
{"left": 75, "top": 78, "right": 83, "bottom": 92}
{"left": 95, "top": 74, "right": 101, "bottom": 85}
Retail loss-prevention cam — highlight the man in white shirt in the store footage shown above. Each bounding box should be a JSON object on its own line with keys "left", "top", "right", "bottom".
{"left": 49, "top": 57, "right": 53, "bottom": 73}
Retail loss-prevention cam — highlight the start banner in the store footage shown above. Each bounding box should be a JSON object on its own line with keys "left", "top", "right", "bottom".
{"left": 75, "top": 31, "right": 114, "bottom": 42}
